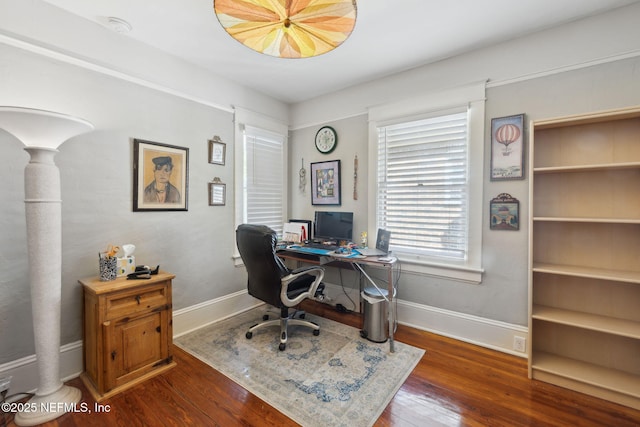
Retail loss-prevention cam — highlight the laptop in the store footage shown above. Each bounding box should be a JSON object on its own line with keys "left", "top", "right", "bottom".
{"left": 357, "top": 229, "right": 391, "bottom": 256}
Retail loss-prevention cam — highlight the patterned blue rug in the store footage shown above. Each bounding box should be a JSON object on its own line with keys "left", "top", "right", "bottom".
{"left": 175, "top": 306, "right": 424, "bottom": 427}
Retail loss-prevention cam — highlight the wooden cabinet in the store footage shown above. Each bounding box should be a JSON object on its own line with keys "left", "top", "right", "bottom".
{"left": 528, "top": 107, "right": 640, "bottom": 410}
{"left": 80, "top": 272, "right": 176, "bottom": 401}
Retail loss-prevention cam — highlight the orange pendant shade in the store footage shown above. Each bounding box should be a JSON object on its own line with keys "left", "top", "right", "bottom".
{"left": 214, "top": 0, "right": 357, "bottom": 58}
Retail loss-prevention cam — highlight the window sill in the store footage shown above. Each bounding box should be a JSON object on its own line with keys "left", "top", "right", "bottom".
{"left": 395, "top": 254, "right": 484, "bottom": 284}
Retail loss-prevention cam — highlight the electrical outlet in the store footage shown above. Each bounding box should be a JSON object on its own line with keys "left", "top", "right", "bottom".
{"left": 0, "top": 376, "right": 11, "bottom": 394}
{"left": 513, "top": 336, "right": 526, "bottom": 353}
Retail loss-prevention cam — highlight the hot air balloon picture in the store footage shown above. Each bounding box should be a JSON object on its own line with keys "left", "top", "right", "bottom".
{"left": 490, "top": 114, "right": 525, "bottom": 180}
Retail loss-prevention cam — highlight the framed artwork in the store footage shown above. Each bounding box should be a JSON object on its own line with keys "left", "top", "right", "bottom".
{"left": 208, "top": 179, "right": 226, "bottom": 206}
{"left": 490, "top": 193, "right": 519, "bottom": 230}
{"left": 208, "top": 136, "right": 226, "bottom": 165}
{"left": 490, "top": 114, "right": 525, "bottom": 180}
{"left": 133, "top": 139, "right": 189, "bottom": 211}
{"left": 209, "top": 135, "right": 227, "bottom": 166}
{"left": 311, "top": 160, "right": 341, "bottom": 205}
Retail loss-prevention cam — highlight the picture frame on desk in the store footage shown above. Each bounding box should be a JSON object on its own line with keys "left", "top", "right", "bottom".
{"left": 288, "top": 219, "right": 312, "bottom": 240}
{"left": 311, "top": 160, "right": 341, "bottom": 205}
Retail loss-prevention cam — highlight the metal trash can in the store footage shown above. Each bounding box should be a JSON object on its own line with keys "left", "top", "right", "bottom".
{"left": 360, "top": 286, "right": 391, "bottom": 343}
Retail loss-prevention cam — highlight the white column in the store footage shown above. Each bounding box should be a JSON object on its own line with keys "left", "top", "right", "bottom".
{"left": 0, "top": 107, "right": 93, "bottom": 426}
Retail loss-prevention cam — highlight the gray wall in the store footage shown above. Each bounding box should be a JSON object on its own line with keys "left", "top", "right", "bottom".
{"left": 286, "top": 3, "right": 640, "bottom": 328}
{"left": 289, "top": 56, "right": 640, "bottom": 326}
{"left": 0, "top": 44, "right": 245, "bottom": 363}
{"left": 2, "top": 1, "right": 640, "bottom": 368}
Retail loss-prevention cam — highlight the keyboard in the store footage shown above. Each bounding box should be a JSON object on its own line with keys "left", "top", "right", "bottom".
{"left": 304, "top": 242, "right": 339, "bottom": 251}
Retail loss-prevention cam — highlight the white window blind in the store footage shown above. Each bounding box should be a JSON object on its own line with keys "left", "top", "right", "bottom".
{"left": 377, "top": 111, "right": 469, "bottom": 260}
{"left": 243, "top": 125, "right": 285, "bottom": 234}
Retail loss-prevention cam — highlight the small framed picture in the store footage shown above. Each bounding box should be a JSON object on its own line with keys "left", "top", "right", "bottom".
{"left": 490, "top": 193, "right": 519, "bottom": 230}
{"left": 490, "top": 114, "right": 525, "bottom": 180}
{"left": 133, "top": 139, "right": 188, "bottom": 211}
{"left": 288, "top": 219, "right": 312, "bottom": 240}
{"left": 311, "top": 160, "right": 341, "bottom": 205}
{"left": 208, "top": 181, "right": 226, "bottom": 206}
{"left": 208, "top": 136, "right": 226, "bottom": 165}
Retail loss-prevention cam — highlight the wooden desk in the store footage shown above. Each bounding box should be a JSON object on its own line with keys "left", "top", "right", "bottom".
{"left": 278, "top": 249, "right": 398, "bottom": 352}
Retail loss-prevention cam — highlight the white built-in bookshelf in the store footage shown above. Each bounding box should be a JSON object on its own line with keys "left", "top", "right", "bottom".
{"left": 528, "top": 107, "right": 640, "bottom": 410}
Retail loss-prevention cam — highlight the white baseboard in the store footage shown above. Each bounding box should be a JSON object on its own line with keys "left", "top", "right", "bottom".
{"left": 396, "top": 300, "right": 528, "bottom": 358}
{"left": 0, "top": 290, "right": 260, "bottom": 397}
{"left": 315, "top": 284, "right": 528, "bottom": 357}
{"left": 0, "top": 341, "right": 83, "bottom": 399}
{"left": 0, "top": 291, "right": 527, "bottom": 396}
{"left": 172, "top": 289, "right": 263, "bottom": 338}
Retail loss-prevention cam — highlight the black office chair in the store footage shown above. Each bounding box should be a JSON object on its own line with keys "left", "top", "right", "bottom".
{"left": 236, "top": 224, "right": 326, "bottom": 351}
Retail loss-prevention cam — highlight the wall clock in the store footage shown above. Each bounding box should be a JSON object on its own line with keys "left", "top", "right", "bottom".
{"left": 315, "top": 126, "right": 337, "bottom": 154}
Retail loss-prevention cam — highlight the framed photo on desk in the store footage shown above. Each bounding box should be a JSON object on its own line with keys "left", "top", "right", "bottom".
{"left": 288, "top": 219, "right": 312, "bottom": 240}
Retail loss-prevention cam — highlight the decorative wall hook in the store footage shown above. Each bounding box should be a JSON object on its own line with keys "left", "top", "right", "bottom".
{"left": 299, "top": 158, "right": 307, "bottom": 193}
{"left": 353, "top": 154, "right": 358, "bottom": 200}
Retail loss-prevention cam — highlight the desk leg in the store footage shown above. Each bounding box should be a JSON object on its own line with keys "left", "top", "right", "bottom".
{"left": 387, "top": 263, "right": 395, "bottom": 353}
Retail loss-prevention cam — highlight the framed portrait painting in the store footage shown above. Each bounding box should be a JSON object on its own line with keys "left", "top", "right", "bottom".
{"left": 490, "top": 114, "right": 525, "bottom": 180}
{"left": 133, "top": 139, "right": 189, "bottom": 211}
{"left": 311, "top": 160, "right": 341, "bottom": 205}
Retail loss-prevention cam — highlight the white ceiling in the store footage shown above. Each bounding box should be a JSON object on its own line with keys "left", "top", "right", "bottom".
{"left": 43, "top": 0, "right": 639, "bottom": 104}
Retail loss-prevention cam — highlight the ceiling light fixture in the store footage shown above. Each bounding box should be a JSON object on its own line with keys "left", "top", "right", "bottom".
{"left": 106, "top": 16, "right": 132, "bottom": 34}
{"left": 213, "top": 0, "right": 357, "bottom": 59}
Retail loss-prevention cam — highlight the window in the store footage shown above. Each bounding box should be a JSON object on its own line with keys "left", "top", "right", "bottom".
{"left": 376, "top": 111, "right": 468, "bottom": 260}
{"left": 368, "top": 82, "right": 485, "bottom": 283}
{"left": 242, "top": 125, "right": 285, "bottom": 233}
{"left": 233, "top": 107, "right": 288, "bottom": 265}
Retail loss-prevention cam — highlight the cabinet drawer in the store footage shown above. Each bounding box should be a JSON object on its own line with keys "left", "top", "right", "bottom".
{"left": 105, "top": 282, "right": 169, "bottom": 320}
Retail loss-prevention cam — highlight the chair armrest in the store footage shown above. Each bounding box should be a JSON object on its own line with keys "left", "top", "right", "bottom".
{"left": 280, "top": 266, "right": 325, "bottom": 307}
{"left": 290, "top": 265, "right": 324, "bottom": 275}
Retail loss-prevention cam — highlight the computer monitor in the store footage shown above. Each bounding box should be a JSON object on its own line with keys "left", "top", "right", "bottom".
{"left": 314, "top": 211, "right": 354, "bottom": 242}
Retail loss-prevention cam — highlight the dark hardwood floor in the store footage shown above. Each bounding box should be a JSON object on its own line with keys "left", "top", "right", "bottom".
{"left": 5, "top": 301, "right": 640, "bottom": 426}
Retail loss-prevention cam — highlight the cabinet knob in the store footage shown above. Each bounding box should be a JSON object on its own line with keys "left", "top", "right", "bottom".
{"left": 135, "top": 295, "right": 141, "bottom": 304}
{"left": 111, "top": 350, "right": 117, "bottom": 361}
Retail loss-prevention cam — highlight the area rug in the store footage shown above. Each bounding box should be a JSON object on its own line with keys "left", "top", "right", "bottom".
{"left": 175, "top": 306, "right": 425, "bottom": 427}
